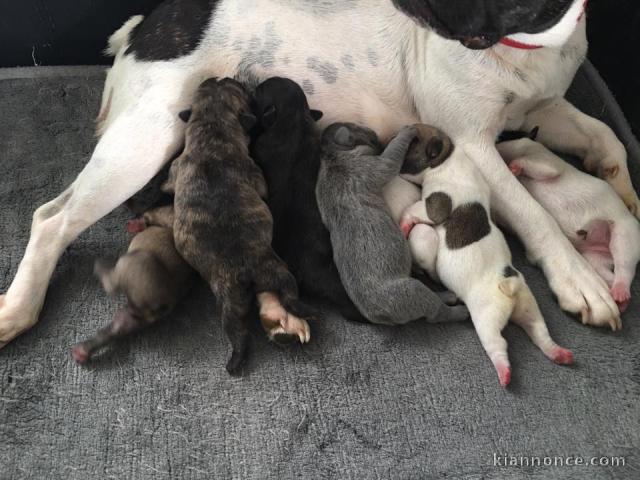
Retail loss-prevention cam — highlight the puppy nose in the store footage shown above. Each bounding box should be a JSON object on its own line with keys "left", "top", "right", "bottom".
{"left": 426, "top": 138, "right": 444, "bottom": 159}
{"left": 460, "top": 36, "right": 496, "bottom": 50}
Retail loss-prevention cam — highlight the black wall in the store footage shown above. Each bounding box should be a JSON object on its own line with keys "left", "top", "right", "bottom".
{"left": 0, "top": 0, "right": 638, "bottom": 134}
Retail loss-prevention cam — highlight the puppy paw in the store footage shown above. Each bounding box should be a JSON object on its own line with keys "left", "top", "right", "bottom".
{"left": 400, "top": 219, "right": 416, "bottom": 239}
{"left": 494, "top": 360, "right": 511, "bottom": 388}
{"left": 508, "top": 161, "right": 523, "bottom": 177}
{"left": 126, "top": 217, "right": 147, "bottom": 234}
{"left": 71, "top": 344, "right": 90, "bottom": 365}
{"left": 259, "top": 292, "right": 311, "bottom": 345}
{"left": 550, "top": 346, "right": 574, "bottom": 365}
{"left": 610, "top": 282, "right": 631, "bottom": 305}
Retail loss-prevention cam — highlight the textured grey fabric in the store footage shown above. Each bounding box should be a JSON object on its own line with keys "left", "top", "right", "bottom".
{"left": 0, "top": 62, "right": 639, "bottom": 480}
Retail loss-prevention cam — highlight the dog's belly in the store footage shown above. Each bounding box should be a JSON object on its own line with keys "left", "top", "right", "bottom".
{"left": 193, "top": 0, "right": 419, "bottom": 139}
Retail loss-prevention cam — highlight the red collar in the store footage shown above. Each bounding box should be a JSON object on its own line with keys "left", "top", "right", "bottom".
{"left": 498, "top": 37, "right": 543, "bottom": 50}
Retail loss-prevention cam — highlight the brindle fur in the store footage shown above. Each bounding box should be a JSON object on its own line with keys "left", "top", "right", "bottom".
{"left": 165, "top": 78, "right": 309, "bottom": 374}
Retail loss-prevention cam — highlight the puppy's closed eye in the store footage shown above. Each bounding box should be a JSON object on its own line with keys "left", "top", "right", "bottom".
{"left": 262, "top": 105, "right": 278, "bottom": 128}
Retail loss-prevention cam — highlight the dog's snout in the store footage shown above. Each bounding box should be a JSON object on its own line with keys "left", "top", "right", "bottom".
{"left": 426, "top": 137, "right": 444, "bottom": 159}
{"left": 460, "top": 36, "right": 496, "bottom": 50}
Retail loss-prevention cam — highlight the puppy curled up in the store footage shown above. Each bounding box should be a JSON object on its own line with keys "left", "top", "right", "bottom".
{"left": 72, "top": 205, "right": 195, "bottom": 363}
{"left": 250, "top": 77, "right": 365, "bottom": 321}
{"left": 316, "top": 122, "right": 469, "bottom": 325}
{"left": 165, "top": 78, "right": 312, "bottom": 374}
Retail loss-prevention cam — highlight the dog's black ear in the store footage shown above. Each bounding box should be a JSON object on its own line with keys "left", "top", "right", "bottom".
{"left": 262, "top": 105, "right": 278, "bottom": 128}
{"left": 310, "top": 109, "right": 324, "bottom": 122}
{"left": 240, "top": 112, "right": 257, "bottom": 132}
{"left": 178, "top": 109, "right": 192, "bottom": 123}
{"left": 334, "top": 126, "right": 355, "bottom": 148}
{"left": 529, "top": 126, "right": 540, "bottom": 141}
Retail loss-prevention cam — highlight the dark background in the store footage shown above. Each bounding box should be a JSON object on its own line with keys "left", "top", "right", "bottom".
{"left": 0, "top": 0, "right": 638, "bottom": 134}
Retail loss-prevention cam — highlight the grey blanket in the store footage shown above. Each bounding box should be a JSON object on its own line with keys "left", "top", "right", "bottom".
{"left": 0, "top": 62, "right": 638, "bottom": 480}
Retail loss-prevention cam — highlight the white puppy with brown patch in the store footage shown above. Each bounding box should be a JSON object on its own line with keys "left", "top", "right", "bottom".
{"left": 497, "top": 134, "right": 640, "bottom": 312}
{"left": 400, "top": 146, "right": 576, "bottom": 387}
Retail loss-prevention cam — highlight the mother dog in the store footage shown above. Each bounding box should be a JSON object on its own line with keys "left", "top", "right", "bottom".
{"left": 0, "top": 0, "right": 637, "bottom": 345}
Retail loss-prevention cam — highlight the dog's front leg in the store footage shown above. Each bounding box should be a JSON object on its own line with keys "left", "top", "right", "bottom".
{"left": 0, "top": 94, "right": 184, "bottom": 347}
{"left": 522, "top": 97, "right": 640, "bottom": 217}
{"left": 463, "top": 140, "right": 621, "bottom": 331}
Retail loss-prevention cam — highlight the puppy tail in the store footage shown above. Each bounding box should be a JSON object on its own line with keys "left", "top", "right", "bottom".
{"left": 106, "top": 15, "right": 144, "bottom": 57}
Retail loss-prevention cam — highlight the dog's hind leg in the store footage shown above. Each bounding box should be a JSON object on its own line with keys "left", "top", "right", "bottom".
{"left": 0, "top": 88, "right": 186, "bottom": 347}
{"left": 218, "top": 286, "right": 252, "bottom": 375}
{"left": 522, "top": 97, "right": 640, "bottom": 217}
{"left": 510, "top": 286, "right": 575, "bottom": 364}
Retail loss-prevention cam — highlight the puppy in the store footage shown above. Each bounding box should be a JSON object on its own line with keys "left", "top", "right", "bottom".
{"left": 165, "top": 78, "right": 311, "bottom": 374}
{"left": 497, "top": 132, "right": 640, "bottom": 312}
{"left": 400, "top": 138, "right": 574, "bottom": 387}
{"left": 72, "top": 205, "right": 195, "bottom": 363}
{"left": 316, "top": 122, "right": 469, "bottom": 326}
{"left": 250, "top": 77, "right": 366, "bottom": 321}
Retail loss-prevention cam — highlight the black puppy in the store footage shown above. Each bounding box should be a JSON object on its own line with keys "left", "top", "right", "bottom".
{"left": 166, "top": 78, "right": 312, "bottom": 375}
{"left": 251, "top": 77, "right": 365, "bottom": 321}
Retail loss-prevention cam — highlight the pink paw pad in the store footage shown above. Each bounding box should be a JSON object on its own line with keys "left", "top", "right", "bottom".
{"left": 509, "top": 162, "right": 523, "bottom": 176}
{"left": 495, "top": 363, "right": 511, "bottom": 387}
{"left": 71, "top": 345, "right": 89, "bottom": 365}
{"left": 610, "top": 283, "right": 631, "bottom": 304}
{"left": 126, "top": 218, "right": 147, "bottom": 234}
{"left": 551, "top": 347, "right": 574, "bottom": 365}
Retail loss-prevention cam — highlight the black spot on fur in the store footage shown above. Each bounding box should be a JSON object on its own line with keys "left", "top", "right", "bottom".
{"left": 126, "top": 0, "right": 217, "bottom": 61}
{"left": 444, "top": 203, "right": 491, "bottom": 250}
{"left": 425, "top": 192, "right": 453, "bottom": 225}
{"left": 503, "top": 266, "right": 518, "bottom": 278}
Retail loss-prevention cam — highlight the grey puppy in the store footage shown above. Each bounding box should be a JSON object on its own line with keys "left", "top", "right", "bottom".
{"left": 316, "top": 123, "right": 469, "bottom": 325}
{"left": 72, "top": 205, "right": 195, "bottom": 363}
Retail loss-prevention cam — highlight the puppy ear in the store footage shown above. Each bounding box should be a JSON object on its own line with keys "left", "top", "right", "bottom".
{"left": 310, "top": 109, "right": 324, "bottom": 122}
{"left": 334, "top": 126, "right": 355, "bottom": 147}
{"left": 240, "top": 112, "right": 257, "bottom": 132}
{"left": 178, "top": 109, "right": 192, "bottom": 123}
{"left": 262, "top": 105, "right": 278, "bottom": 128}
{"left": 529, "top": 126, "right": 540, "bottom": 141}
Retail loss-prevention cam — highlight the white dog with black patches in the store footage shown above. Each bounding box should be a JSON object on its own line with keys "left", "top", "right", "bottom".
{"left": 400, "top": 145, "right": 576, "bottom": 387}
{"left": 0, "top": 0, "right": 637, "bottom": 346}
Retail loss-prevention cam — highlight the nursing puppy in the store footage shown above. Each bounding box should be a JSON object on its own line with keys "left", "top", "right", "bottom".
{"left": 498, "top": 133, "right": 640, "bottom": 312}
{"left": 72, "top": 205, "right": 194, "bottom": 364}
{"left": 5, "top": 0, "right": 636, "bottom": 347}
{"left": 401, "top": 143, "right": 575, "bottom": 386}
{"left": 316, "top": 123, "right": 469, "bottom": 325}
{"left": 250, "top": 77, "right": 365, "bottom": 321}
{"left": 166, "top": 77, "right": 311, "bottom": 374}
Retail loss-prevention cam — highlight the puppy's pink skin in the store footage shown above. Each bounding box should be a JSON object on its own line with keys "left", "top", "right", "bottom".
{"left": 126, "top": 218, "right": 147, "bottom": 234}
{"left": 550, "top": 347, "right": 574, "bottom": 365}
{"left": 71, "top": 345, "right": 89, "bottom": 364}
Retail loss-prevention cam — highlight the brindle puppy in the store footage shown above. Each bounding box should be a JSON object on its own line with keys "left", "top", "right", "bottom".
{"left": 72, "top": 205, "right": 195, "bottom": 363}
{"left": 166, "top": 78, "right": 311, "bottom": 375}
{"left": 250, "top": 77, "right": 364, "bottom": 321}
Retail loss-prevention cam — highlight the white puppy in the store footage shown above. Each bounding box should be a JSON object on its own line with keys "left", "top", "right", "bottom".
{"left": 497, "top": 135, "right": 640, "bottom": 312}
{"left": 400, "top": 147, "right": 575, "bottom": 387}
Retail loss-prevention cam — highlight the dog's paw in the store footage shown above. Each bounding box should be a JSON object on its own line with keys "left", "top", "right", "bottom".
{"left": 258, "top": 292, "right": 311, "bottom": 345}
{"left": 541, "top": 246, "right": 621, "bottom": 331}
{"left": 0, "top": 296, "right": 39, "bottom": 349}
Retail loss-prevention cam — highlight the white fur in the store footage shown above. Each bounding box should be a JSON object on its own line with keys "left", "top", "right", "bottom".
{"left": 498, "top": 138, "right": 640, "bottom": 311}
{"left": 0, "top": 0, "right": 635, "bottom": 345}
{"left": 401, "top": 149, "right": 576, "bottom": 385}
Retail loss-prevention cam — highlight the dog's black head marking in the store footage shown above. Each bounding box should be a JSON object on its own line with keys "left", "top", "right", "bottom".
{"left": 392, "top": 0, "right": 578, "bottom": 49}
